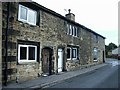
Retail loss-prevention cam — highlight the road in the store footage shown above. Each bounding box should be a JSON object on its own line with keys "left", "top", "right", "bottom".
{"left": 48, "top": 59, "right": 120, "bottom": 88}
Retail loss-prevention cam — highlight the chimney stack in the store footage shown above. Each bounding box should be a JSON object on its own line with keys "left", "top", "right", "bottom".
{"left": 65, "top": 9, "right": 75, "bottom": 21}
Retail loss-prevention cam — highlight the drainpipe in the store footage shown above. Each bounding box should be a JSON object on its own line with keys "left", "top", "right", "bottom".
{"left": 4, "top": 2, "right": 10, "bottom": 86}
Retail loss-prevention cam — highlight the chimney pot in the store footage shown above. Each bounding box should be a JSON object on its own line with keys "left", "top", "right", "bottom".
{"left": 68, "top": 9, "right": 71, "bottom": 14}
{"left": 65, "top": 9, "right": 75, "bottom": 21}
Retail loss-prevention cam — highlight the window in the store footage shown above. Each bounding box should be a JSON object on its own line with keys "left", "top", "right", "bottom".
{"left": 67, "top": 48, "right": 71, "bottom": 59}
{"left": 72, "top": 27, "right": 77, "bottom": 37}
{"left": 29, "top": 47, "right": 36, "bottom": 60}
{"left": 18, "top": 5, "right": 37, "bottom": 26}
{"left": 67, "top": 47, "right": 78, "bottom": 60}
{"left": 69, "top": 25, "right": 72, "bottom": 35}
{"left": 74, "top": 27, "right": 78, "bottom": 37}
{"left": 93, "top": 48, "right": 98, "bottom": 61}
{"left": 72, "top": 48, "right": 77, "bottom": 59}
{"left": 20, "top": 6, "right": 27, "bottom": 20}
{"left": 18, "top": 44, "right": 37, "bottom": 63}
{"left": 72, "top": 26, "right": 74, "bottom": 36}
{"left": 20, "top": 47, "right": 27, "bottom": 60}
{"left": 67, "top": 23, "right": 78, "bottom": 37}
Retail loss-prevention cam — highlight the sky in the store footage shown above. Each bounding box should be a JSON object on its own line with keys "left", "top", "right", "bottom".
{"left": 33, "top": 0, "right": 118, "bottom": 46}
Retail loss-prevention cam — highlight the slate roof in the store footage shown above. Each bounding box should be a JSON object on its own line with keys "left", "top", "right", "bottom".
{"left": 20, "top": 1, "right": 106, "bottom": 39}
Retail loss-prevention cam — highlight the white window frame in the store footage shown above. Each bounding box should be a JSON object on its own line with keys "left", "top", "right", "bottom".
{"left": 18, "top": 44, "right": 37, "bottom": 63}
{"left": 72, "top": 27, "right": 77, "bottom": 37}
{"left": 67, "top": 47, "right": 78, "bottom": 60}
{"left": 69, "top": 25, "right": 72, "bottom": 35}
{"left": 18, "top": 4, "right": 37, "bottom": 26}
{"left": 66, "top": 23, "right": 78, "bottom": 37}
{"left": 72, "top": 48, "right": 77, "bottom": 60}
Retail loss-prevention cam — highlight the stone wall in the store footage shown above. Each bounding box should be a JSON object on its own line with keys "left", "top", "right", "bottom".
{"left": 0, "top": 2, "right": 2, "bottom": 86}
{"left": 2, "top": 2, "right": 41, "bottom": 82}
{"left": 10, "top": 3, "right": 41, "bottom": 82}
{"left": 98, "top": 36, "right": 105, "bottom": 63}
{"left": 40, "top": 11, "right": 82, "bottom": 71}
{"left": 80, "top": 28, "right": 91, "bottom": 65}
{"left": 91, "top": 33, "right": 105, "bottom": 64}
{"left": 2, "top": 2, "right": 17, "bottom": 83}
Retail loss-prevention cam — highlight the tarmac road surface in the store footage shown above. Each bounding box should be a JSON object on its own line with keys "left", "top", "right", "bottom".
{"left": 48, "top": 59, "right": 119, "bottom": 88}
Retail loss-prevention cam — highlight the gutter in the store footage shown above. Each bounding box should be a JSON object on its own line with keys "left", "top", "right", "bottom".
{"left": 4, "top": 2, "right": 10, "bottom": 86}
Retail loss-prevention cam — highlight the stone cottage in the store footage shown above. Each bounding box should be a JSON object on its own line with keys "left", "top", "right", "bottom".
{"left": 1, "top": 1, "right": 105, "bottom": 84}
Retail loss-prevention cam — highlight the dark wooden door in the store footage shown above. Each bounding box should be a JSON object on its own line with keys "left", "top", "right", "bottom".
{"left": 103, "top": 51, "right": 105, "bottom": 63}
{"left": 42, "top": 49, "right": 50, "bottom": 74}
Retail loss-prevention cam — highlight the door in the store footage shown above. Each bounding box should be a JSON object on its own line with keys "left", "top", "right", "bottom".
{"left": 42, "top": 49, "right": 50, "bottom": 74}
{"left": 103, "top": 51, "right": 105, "bottom": 63}
{"left": 58, "top": 49, "right": 63, "bottom": 73}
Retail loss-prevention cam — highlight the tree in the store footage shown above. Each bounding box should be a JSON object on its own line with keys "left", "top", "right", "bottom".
{"left": 105, "top": 42, "right": 117, "bottom": 57}
{"left": 108, "top": 43, "right": 117, "bottom": 50}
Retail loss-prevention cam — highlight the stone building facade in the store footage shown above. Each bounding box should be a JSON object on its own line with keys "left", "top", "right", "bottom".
{"left": 2, "top": 2, "right": 105, "bottom": 84}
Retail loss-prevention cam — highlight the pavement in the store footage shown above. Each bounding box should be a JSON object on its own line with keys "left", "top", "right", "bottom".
{"left": 2, "top": 63, "right": 108, "bottom": 89}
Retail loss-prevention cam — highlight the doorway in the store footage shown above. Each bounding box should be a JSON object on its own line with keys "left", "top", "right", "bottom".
{"left": 58, "top": 48, "right": 63, "bottom": 73}
{"left": 103, "top": 51, "right": 105, "bottom": 63}
{"left": 42, "top": 47, "right": 53, "bottom": 75}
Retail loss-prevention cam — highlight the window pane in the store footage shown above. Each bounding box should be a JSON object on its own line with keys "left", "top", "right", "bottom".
{"left": 72, "top": 26, "right": 74, "bottom": 35}
{"left": 20, "top": 47, "right": 27, "bottom": 60}
{"left": 20, "top": 6, "right": 27, "bottom": 20}
{"left": 28, "top": 9, "right": 36, "bottom": 24}
{"left": 72, "top": 49, "right": 77, "bottom": 58}
{"left": 69, "top": 25, "right": 72, "bottom": 35}
{"left": 28, "top": 47, "right": 35, "bottom": 60}
{"left": 93, "top": 48, "right": 98, "bottom": 60}
{"left": 67, "top": 48, "right": 70, "bottom": 58}
{"left": 74, "top": 27, "right": 77, "bottom": 36}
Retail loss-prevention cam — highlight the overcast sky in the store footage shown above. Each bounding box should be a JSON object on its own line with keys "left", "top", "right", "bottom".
{"left": 33, "top": 0, "right": 118, "bottom": 46}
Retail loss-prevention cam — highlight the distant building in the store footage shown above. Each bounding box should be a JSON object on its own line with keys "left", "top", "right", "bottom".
{"left": 111, "top": 48, "right": 120, "bottom": 59}
{"left": 1, "top": 1, "right": 105, "bottom": 84}
{"left": 112, "top": 48, "right": 119, "bottom": 55}
{"left": 106, "top": 47, "right": 119, "bottom": 59}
